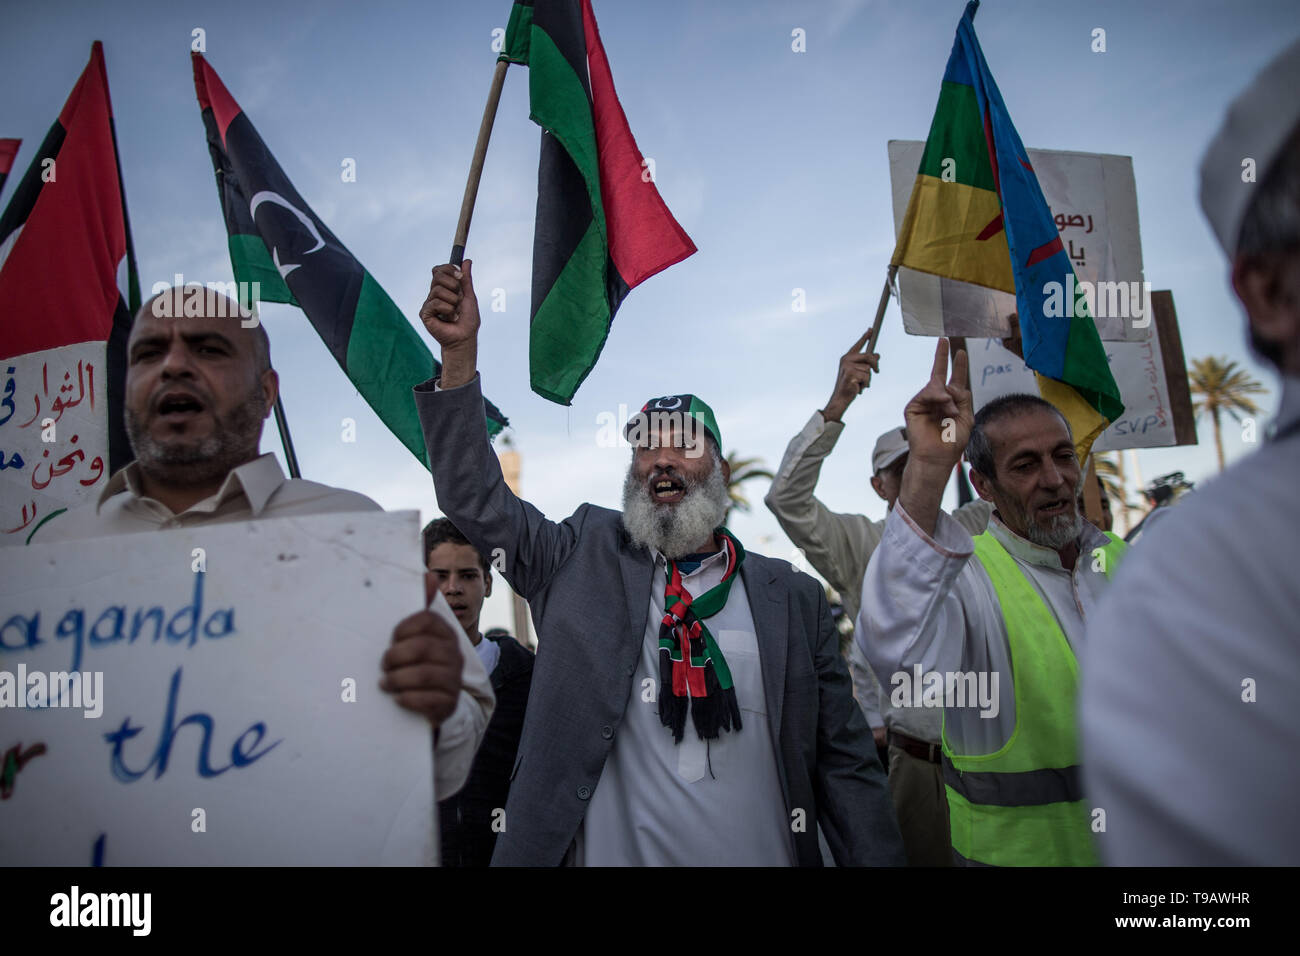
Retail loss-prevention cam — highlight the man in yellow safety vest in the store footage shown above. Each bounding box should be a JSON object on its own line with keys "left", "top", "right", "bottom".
{"left": 856, "top": 339, "right": 1123, "bottom": 866}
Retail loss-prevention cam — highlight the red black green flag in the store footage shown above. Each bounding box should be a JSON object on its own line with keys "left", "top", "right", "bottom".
{"left": 191, "top": 53, "right": 508, "bottom": 465}
{"left": 0, "top": 139, "right": 20, "bottom": 195}
{"left": 0, "top": 43, "right": 140, "bottom": 472}
{"left": 501, "top": 0, "right": 697, "bottom": 405}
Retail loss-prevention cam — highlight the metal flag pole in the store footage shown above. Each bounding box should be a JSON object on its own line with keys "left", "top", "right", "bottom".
{"left": 250, "top": 301, "right": 301, "bottom": 478}
{"left": 273, "top": 393, "right": 301, "bottom": 479}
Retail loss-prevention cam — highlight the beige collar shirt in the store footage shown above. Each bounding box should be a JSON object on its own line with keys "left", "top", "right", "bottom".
{"left": 35, "top": 453, "right": 381, "bottom": 538}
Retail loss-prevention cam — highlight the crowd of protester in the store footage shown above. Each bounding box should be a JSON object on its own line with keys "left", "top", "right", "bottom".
{"left": 39, "top": 39, "right": 1298, "bottom": 867}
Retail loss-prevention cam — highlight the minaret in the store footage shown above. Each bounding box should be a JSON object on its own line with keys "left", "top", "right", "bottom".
{"left": 497, "top": 437, "right": 535, "bottom": 649}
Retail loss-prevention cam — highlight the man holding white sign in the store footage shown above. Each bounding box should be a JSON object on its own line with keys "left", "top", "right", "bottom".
{"left": 3, "top": 509, "right": 440, "bottom": 865}
{"left": 31, "top": 286, "right": 493, "bottom": 802}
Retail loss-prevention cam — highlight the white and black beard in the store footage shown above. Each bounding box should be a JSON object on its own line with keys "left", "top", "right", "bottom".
{"left": 621, "top": 458, "right": 731, "bottom": 559}
{"left": 1023, "top": 507, "right": 1082, "bottom": 551}
{"left": 995, "top": 475, "right": 1085, "bottom": 551}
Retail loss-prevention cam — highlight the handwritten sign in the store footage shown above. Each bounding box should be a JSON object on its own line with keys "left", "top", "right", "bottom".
{"left": 888, "top": 140, "right": 1148, "bottom": 342}
{"left": 970, "top": 326, "right": 1176, "bottom": 451}
{"left": 0, "top": 511, "right": 437, "bottom": 865}
{"left": 0, "top": 343, "right": 109, "bottom": 547}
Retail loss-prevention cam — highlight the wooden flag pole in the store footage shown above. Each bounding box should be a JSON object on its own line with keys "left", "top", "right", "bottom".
{"left": 450, "top": 60, "right": 510, "bottom": 266}
{"left": 864, "top": 264, "right": 899, "bottom": 357}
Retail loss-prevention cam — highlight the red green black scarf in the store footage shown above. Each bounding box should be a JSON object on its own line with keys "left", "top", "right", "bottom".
{"left": 658, "top": 528, "right": 745, "bottom": 743}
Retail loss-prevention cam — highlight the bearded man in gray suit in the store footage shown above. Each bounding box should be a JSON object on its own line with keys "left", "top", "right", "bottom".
{"left": 413, "top": 260, "right": 903, "bottom": 867}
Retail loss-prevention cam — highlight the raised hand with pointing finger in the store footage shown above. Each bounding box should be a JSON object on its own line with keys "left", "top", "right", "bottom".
{"left": 822, "top": 329, "right": 881, "bottom": 423}
{"left": 898, "top": 338, "right": 973, "bottom": 536}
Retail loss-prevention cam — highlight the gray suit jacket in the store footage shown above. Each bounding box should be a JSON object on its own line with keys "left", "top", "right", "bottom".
{"left": 415, "top": 375, "right": 904, "bottom": 866}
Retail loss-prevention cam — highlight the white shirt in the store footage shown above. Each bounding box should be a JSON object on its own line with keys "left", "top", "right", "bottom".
{"left": 474, "top": 635, "right": 501, "bottom": 676}
{"left": 1080, "top": 376, "right": 1300, "bottom": 865}
{"left": 577, "top": 546, "right": 797, "bottom": 866}
{"left": 856, "top": 501, "right": 1114, "bottom": 756}
{"left": 35, "top": 453, "right": 494, "bottom": 801}
{"left": 765, "top": 410, "right": 992, "bottom": 741}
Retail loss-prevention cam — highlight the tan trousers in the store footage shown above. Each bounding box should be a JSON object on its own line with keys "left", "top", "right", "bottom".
{"left": 888, "top": 744, "right": 953, "bottom": 867}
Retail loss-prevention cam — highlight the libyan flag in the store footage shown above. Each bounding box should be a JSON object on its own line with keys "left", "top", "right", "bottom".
{"left": 501, "top": 0, "right": 697, "bottom": 405}
{"left": 192, "top": 53, "right": 507, "bottom": 465}
{"left": 891, "top": 0, "right": 1123, "bottom": 461}
{"left": 0, "top": 139, "right": 20, "bottom": 195}
{"left": 0, "top": 42, "right": 139, "bottom": 473}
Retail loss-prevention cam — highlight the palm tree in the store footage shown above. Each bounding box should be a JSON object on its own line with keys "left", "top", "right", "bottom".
{"left": 723, "top": 451, "right": 774, "bottom": 522}
{"left": 1188, "top": 356, "right": 1268, "bottom": 471}
{"left": 1092, "top": 453, "right": 1131, "bottom": 513}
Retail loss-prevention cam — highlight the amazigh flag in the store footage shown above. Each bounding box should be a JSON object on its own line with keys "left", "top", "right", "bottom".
{"left": 0, "top": 139, "right": 20, "bottom": 195}
{"left": 892, "top": 1, "right": 1123, "bottom": 459}
{"left": 500, "top": 0, "right": 697, "bottom": 405}
{"left": 192, "top": 54, "right": 507, "bottom": 464}
{"left": 0, "top": 43, "right": 139, "bottom": 473}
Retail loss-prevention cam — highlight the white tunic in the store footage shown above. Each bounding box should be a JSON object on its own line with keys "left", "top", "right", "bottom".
{"left": 1080, "top": 377, "right": 1300, "bottom": 865}
{"left": 765, "top": 410, "right": 991, "bottom": 741}
{"left": 855, "top": 501, "right": 1114, "bottom": 756}
{"left": 578, "top": 546, "right": 796, "bottom": 865}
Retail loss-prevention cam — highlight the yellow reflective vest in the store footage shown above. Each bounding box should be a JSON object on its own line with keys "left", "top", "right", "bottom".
{"left": 942, "top": 530, "right": 1126, "bottom": 866}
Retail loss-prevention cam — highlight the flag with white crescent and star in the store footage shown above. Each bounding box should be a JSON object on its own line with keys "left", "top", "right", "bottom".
{"left": 191, "top": 53, "right": 508, "bottom": 464}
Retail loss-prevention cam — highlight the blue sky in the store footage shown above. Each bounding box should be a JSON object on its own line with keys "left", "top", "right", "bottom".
{"left": 4, "top": 0, "right": 1297, "bottom": 631}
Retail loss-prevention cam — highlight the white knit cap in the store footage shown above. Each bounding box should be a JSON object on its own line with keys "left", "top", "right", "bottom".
{"left": 1198, "top": 37, "right": 1300, "bottom": 258}
{"left": 871, "top": 426, "right": 909, "bottom": 475}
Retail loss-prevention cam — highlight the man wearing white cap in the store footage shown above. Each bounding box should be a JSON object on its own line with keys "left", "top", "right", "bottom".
{"left": 765, "top": 332, "right": 990, "bottom": 865}
{"left": 1080, "top": 38, "right": 1300, "bottom": 865}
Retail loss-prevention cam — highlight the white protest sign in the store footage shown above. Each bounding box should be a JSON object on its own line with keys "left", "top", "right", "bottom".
{"left": 0, "top": 510, "right": 438, "bottom": 865}
{"left": 0, "top": 343, "right": 110, "bottom": 547}
{"left": 888, "top": 140, "right": 1148, "bottom": 342}
{"left": 969, "top": 330, "right": 1176, "bottom": 451}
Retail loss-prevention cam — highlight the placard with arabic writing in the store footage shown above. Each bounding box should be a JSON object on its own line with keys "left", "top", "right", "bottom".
{"left": 0, "top": 343, "right": 109, "bottom": 547}
{"left": 888, "top": 140, "right": 1148, "bottom": 343}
